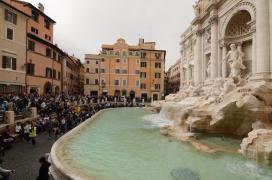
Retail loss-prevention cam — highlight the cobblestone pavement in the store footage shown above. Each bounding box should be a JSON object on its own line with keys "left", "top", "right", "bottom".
{"left": 1, "top": 133, "right": 55, "bottom": 180}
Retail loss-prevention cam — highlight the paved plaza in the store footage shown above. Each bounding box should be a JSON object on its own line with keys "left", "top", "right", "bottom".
{"left": 1, "top": 133, "right": 54, "bottom": 180}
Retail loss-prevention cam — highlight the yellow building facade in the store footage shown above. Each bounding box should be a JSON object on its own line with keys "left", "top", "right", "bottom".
{"left": 84, "top": 38, "right": 166, "bottom": 101}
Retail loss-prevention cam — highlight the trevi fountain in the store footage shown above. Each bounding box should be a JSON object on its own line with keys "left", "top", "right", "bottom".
{"left": 50, "top": 0, "right": 272, "bottom": 179}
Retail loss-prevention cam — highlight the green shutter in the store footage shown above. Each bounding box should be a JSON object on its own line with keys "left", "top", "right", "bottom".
{"left": 2, "top": 56, "right": 7, "bottom": 68}
{"left": 12, "top": 58, "right": 16, "bottom": 70}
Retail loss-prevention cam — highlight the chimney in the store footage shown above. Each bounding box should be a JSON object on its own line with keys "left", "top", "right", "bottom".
{"left": 139, "top": 38, "right": 144, "bottom": 45}
{"left": 38, "top": 3, "right": 44, "bottom": 12}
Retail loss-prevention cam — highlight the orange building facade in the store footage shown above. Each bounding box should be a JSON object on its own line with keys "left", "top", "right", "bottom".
{"left": 4, "top": 0, "right": 63, "bottom": 94}
{"left": 84, "top": 38, "right": 166, "bottom": 101}
{"left": 0, "top": 0, "right": 29, "bottom": 95}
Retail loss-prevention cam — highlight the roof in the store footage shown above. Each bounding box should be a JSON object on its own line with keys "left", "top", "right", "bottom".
{"left": 28, "top": 33, "right": 63, "bottom": 53}
{"left": 0, "top": 0, "right": 30, "bottom": 17}
{"left": 12, "top": 0, "right": 56, "bottom": 23}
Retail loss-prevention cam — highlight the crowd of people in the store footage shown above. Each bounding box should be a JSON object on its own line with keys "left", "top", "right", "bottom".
{"left": 0, "top": 92, "right": 146, "bottom": 179}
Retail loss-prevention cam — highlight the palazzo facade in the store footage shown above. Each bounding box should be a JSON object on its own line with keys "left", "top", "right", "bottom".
{"left": 180, "top": 0, "right": 272, "bottom": 88}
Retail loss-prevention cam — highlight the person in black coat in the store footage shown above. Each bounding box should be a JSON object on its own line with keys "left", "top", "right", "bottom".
{"left": 36, "top": 157, "right": 51, "bottom": 180}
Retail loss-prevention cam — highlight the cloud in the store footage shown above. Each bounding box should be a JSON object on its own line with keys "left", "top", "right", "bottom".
{"left": 26, "top": 0, "right": 195, "bottom": 69}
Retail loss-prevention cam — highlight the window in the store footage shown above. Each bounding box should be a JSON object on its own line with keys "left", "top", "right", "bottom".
{"left": 31, "top": 10, "right": 39, "bottom": 22}
{"left": 46, "top": 48, "right": 52, "bottom": 57}
{"left": 155, "top": 84, "right": 161, "bottom": 90}
{"left": 26, "top": 63, "right": 35, "bottom": 75}
{"left": 135, "top": 70, "right": 140, "bottom": 75}
{"left": 2, "top": 56, "right": 16, "bottom": 70}
{"left": 86, "top": 79, "right": 89, "bottom": 85}
{"left": 58, "top": 72, "right": 61, "bottom": 80}
{"left": 95, "top": 68, "right": 99, "bottom": 73}
{"left": 155, "top": 73, "right": 161, "bottom": 78}
{"left": 95, "top": 79, "right": 99, "bottom": 85}
{"left": 101, "top": 79, "right": 105, "bottom": 85}
{"left": 53, "top": 69, "right": 56, "bottom": 79}
{"left": 115, "top": 51, "right": 120, "bottom": 56}
{"left": 96, "top": 61, "right": 98, "bottom": 64}
{"left": 53, "top": 52, "right": 56, "bottom": 60}
{"left": 155, "top": 62, "right": 161, "bottom": 68}
{"left": 6, "top": 28, "right": 13, "bottom": 40}
{"left": 28, "top": 40, "right": 35, "bottom": 51}
{"left": 129, "top": 51, "right": 133, "bottom": 56}
{"left": 87, "top": 61, "right": 89, "bottom": 64}
{"left": 122, "top": 69, "right": 127, "bottom": 74}
{"left": 140, "top": 83, "right": 146, "bottom": 89}
{"left": 58, "top": 55, "right": 61, "bottom": 62}
{"left": 100, "top": 69, "right": 105, "bottom": 73}
{"left": 31, "top": 27, "right": 38, "bottom": 34}
{"left": 136, "top": 80, "right": 140, "bottom": 87}
{"left": 141, "top": 52, "right": 146, "bottom": 59}
{"left": 45, "top": 68, "right": 52, "bottom": 78}
{"left": 155, "top": 53, "right": 161, "bottom": 59}
{"left": 44, "top": 19, "right": 50, "bottom": 29}
{"left": 114, "top": 80, "right": 119, "bottom": 86}
{"left": 86, "top": 68, "right": 89, "bottom": 73}
{"left": 116, "top": 59, "right": 120, "bottom": 63}
{"left": 136, "top": 59, "right": 140, "bottom": 64}
{"left": 123, "top": 51, "right": 127, "bottom": 56}
{"left": 140, "top": 72, "right": 147, "bottom": 78}
{"left": 123, "top": 58, "right": 127, "bottom": 64}
{"left": 140, "top": 62, "right": 147, "bottom": 67}
{"left": 115, "top": 69, "right": 120, "bottom": 74}
{"left": 5, "top": 9, "right": 17, "bottom": 25}
{"left": 122, "top": 80, "right": 127, "bottom": 86}
{"left": 45, "top": 34, "right": 48, "bottom": 39}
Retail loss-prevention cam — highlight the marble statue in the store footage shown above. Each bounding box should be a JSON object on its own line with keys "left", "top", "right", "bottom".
{"left": 224, "top": 44, "right": 246, "bottom": 78}
{"left": 193, "top": 1, "right": 201, "bottom": 16}
{"left": 206, "top": 59, "right": 211, "bottom": 79}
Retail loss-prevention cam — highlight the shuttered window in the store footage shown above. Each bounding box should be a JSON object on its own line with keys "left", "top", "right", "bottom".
{"left": 2, "top": 56, "right": 16, "bottom": 70}
{"left": 26, "top": 63, "right": 35, "bottom": 75}
{"left": 5, "top": 9, "right": 17, "bottom": 25}
{"left": 6, "top": 28, "right": 13, "bottom": 40}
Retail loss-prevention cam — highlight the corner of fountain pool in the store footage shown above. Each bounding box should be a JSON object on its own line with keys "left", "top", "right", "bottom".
{"left": 50, "top": 108, "right": 272, "bottom": 180}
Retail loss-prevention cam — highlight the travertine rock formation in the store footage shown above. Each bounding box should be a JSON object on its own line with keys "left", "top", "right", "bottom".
{"left": 154, "top": 79, "right": 272, "bottom": 163}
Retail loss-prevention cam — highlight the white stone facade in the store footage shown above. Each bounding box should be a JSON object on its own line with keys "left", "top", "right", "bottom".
{"left": 180, "top": 0, "right": 272, "bottom": 89}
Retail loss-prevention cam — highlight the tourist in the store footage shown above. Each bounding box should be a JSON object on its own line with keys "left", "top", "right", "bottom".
{"left": 0, "top": 159, "right": 15, "bottom": 180}
{"left": 15, "top": 123, "right": 23, "bottom": 139}
{"left": 29, "top": 123, "right": 37, "bottom": 146}
{"left": 24, "top": 121, "right": 31, "bottom": 142}
{"left": 45, "top": 116, "right": 53, "bottom": 139}
{"left": 36, "top": 156, "right": 50, "bottom": 180}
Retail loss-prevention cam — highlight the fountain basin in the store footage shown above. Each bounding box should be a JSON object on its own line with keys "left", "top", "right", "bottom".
{"left": 50, "top": 108, "right": 272, "bottom": 180}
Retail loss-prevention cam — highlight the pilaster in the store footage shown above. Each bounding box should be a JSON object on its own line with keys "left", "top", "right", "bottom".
{"left": 254, "top": 0, "right": 271, "bottom": 80}
{"left": 210, "top": 9, "right": 219, "bottom": 80}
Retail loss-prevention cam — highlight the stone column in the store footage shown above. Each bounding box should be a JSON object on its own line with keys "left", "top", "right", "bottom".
{"left": 186, "top": 52, "right": 190, "bottom": 86}
{"left": 255, "top": 0, "right": 270, "bottom": 76}
{"left": 194, "top": 28, "right": 203, "bottom": 84}
{"left": 252, "top": 26, "right": 257, "bottom": 75}
{"left": 5, "top": 111, "right": 14, "bottom": 124}
{"left": 30, "top": 107, "right": 37, "bottom": 117}
{"left": 221, "top": 44, "right": 227, "bottom": 78}
{"left": 270, "top": 0, "right": 272, "bottom": 72}
{"left": 210, "top": 10, "right": 219, "bottom": 80}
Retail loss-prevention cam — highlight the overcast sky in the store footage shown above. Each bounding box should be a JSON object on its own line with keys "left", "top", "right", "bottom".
{"left": 26, "top": 0, "right": 195, "bottom": 70}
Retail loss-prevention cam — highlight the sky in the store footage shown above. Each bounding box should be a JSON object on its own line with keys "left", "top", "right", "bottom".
{"left": 26, "top": 0, "right": 195, "bottom": 70}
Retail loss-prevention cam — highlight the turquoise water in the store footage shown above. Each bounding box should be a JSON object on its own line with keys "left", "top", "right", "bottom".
{"left": 63, "top": 108, "right": 272, "bottom": 180}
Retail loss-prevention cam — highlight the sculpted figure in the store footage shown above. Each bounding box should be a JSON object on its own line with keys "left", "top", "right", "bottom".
{"left": 224, "top": 44, "right": 246, "bottom": 78}
{"left": 193, "top": 1, "right": 201, "bottom": 16}
{"left": 206, "top": 59, "right": 211, "bottom": 79}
